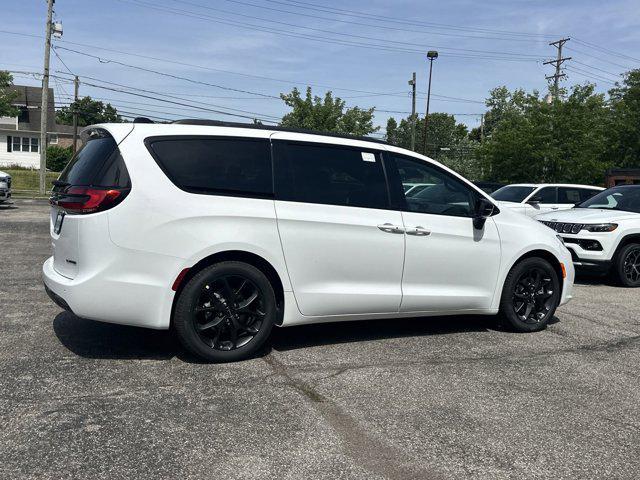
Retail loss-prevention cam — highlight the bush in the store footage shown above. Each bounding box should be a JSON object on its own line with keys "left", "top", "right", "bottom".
{"left": 46, "top": 145, "right": 73, "bottom": 172}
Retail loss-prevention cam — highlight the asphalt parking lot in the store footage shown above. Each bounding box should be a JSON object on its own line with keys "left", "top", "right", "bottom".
{"left": 1, "top": 199, "right": 639, "bottom": 480}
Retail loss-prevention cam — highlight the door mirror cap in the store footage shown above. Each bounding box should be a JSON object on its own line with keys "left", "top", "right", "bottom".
{"left": 473, "top": 197, "right": 498, "bottom": 229}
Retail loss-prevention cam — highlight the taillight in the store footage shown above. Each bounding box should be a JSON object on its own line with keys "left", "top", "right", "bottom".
{"left": 50, "top": 186, "right": 129, "bottom": 214}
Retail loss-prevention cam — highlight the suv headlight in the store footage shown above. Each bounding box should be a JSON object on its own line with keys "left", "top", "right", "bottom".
{"left": 583, "top": 223, "right": 618, "bottom": 232}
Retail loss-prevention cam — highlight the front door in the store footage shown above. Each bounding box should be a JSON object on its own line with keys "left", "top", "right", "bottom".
{"left": 385, "top": 152, "right": 501, "bottom": 312}
{"left": 272, "top": 138, "right": 405, "bottom": 317}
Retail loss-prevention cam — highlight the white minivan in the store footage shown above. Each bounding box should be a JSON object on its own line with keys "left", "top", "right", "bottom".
{"left": 43, "top": 121, "right": 574, "bottom": 362}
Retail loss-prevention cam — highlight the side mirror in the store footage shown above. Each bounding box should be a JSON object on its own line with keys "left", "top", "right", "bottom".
{"left": 473, "top": 197, "right": 497, "bottom": 229}
{"left": 527, "top": 196, "right": 542, "bottom": 205}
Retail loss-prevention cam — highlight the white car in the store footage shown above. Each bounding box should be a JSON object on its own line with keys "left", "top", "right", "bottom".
{"left": 491, "top": 183, "right": 604, "bottom": 217}
{"left": 537, "top": 185, "right": 640, "bottom": 287}
{"left": 43, "top": 121, "right": 574, "bottom": 362}
{"left": 0, "top": 170, "right": 12, "bottom": 204}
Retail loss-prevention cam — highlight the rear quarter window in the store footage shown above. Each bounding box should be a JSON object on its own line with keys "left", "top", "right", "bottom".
{"left": 58, "top": 133, "right": 130, "bottom": 188}
{"left": 146, "top": 137, "right": 273, "bottom": 197}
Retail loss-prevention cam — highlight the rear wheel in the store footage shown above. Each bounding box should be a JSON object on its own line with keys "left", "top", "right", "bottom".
{"left": 614, "top": 243, "right": 640, "bottom": 287}
{"left": 173, "top": 261, "right": 276, "bottom": 362}
{"left": 499, "top": 257, "right": 560, "bottom": 332}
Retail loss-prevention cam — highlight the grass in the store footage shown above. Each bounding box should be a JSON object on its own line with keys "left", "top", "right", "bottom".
{"left": 3, "top": 169, "right": 60, "bottom": 195}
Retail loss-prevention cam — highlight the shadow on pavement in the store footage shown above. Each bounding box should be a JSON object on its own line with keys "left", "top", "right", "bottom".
{"left": 53, "top": 310, "right": 507, "bottom": 361}
{"left": 53, "top": 312, "right": 179, "bottom": 360}
{"left": 270, "top": 314, "right": 501, "bottom": 352}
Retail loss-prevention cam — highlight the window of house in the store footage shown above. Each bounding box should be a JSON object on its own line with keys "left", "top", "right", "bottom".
{"left": 49, "top": 134, "right": 58, "bottom": 145}
{"left": 9, "top": 136, "right": 39, "bottom": 153}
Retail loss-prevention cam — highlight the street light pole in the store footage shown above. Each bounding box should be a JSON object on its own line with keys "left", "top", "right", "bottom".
{"left": 422, "top": 50, "right": 438, "bottom": 156}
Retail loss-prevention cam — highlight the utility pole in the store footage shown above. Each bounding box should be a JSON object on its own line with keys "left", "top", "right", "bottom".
{"left": 408, "top": 72, "right": 416, "bottom": 151}
{"left": 72, "top": 75, "right": 79, "bottom": 155}
{"left": 544, "top": 38, "right": 571, "bottom": 101}
{"left": 480, "top": 114, "right": 485, "bottom": 142}
{"left": 422, "top": 51, "right": 438, "bottom": 155}
{"left": 39, "top": 0, "right": 54, "bottom": 195}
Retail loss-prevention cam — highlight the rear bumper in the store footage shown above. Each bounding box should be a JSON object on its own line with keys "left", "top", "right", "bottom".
{"left": 42, "top": 254, "right": 180, "bottom": 330}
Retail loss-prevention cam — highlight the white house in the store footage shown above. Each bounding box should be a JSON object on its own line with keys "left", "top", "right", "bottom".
{"left": 0, "top": 85, "right": 76, "bottom": 169}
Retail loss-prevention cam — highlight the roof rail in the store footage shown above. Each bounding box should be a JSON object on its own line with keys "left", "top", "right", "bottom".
{"left": 170, "top": 119, "right": 388, "bottom": 145}
{"left": 133, "top": 117, "right": 154, "bottom": 124}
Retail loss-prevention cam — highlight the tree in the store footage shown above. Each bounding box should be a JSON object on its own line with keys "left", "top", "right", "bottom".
{"left": 46, "top": 145, "right": 73, "bottom": 172}
{"left": 0, "top": 71, "right": 19, "bottom": 117}
{"left": 605, "top": 69, "right": 640, "bottom": 169}
{"left": 476, "top": 84, "right": 610, "bottom": 184}
{"left": 384, "top": 112, "right": 480, "bottom": 178}
{"left": 280, "top": 87, "right": 377, "bottom": 136}
{"left": 56, "top": 96, "right": 122, "bottom": 126}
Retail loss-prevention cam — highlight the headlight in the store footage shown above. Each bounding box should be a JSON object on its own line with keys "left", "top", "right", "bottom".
{"left": 583, "top": 223, "right": 618, "bottom": 232}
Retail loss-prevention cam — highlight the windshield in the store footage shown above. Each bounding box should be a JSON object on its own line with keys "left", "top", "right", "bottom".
{"left": 491, "top": 186, "right": 536, "bottom": 203}
{"left": 577, "top": 186, "right": 640, "bottom": 213}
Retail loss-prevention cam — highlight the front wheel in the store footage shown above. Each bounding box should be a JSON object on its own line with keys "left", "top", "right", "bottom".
{"left": 614, "top": 243, "right": 640, "bottom": 287}
{"left": 173, "top": 261, "right": 277, "bottom": 362}
{"left": 499, "top": 257, "right": 561, "bottom": 332}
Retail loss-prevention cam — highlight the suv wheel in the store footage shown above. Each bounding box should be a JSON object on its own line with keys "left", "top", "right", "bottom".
{"left": 499, "top": 257, "right": 560, "bottom": 332}
{"left": 614, "top": 243, "right": 640, "bottom": 287}
{"left": 173, "top": 261, "right": 277, "bottom": 362}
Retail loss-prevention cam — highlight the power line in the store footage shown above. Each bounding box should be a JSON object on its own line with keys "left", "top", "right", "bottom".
{"left": 210, "top": 0, "right": 552, "bottom": 43}
{"left": 564, "top": 46, "right": 635, "bottom": 71}
{"left": 116, "top": 0, "right": 546, "bottom": 61}
{"left": 260, "top": 0, "right": 557, "bottom": 39}
{"left": 165, "top": 0, "right": 548, "bottom": 57}
{"left": 571, "top": 60, "right": 622, "bottom": 79}
{"left": 572, "top": 38, "right": 640, "bottom": 64}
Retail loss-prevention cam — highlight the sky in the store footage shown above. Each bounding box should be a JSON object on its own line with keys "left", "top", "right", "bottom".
{"left": 2, "top": 0, "right": 639, "bottom": 136}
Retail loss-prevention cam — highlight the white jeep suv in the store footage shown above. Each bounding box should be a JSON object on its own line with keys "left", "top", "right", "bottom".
{"left": 537, "top": 185, "right": 640, "bottom": 287}
{"left": 43, "top": 121, "right": 574, "bottom": 362}
{"left": 492, "top": 183, "right": 603, "bottom": 217}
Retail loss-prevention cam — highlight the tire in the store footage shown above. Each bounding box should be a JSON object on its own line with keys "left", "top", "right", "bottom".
{"left": 499, "top": 257, "right": 561, "bottom": 332}
{"left": 173, "top": 261, "right": 277, "bottom": 362}
{"left": 613, "top": 243, "right": 640, "bottom": 287}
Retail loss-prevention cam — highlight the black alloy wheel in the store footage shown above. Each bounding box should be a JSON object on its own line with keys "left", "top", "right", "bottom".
{"left": 615, "top": 243, "right": 640, "bottom": 287}
{"left": 193, "top": 275, "right": 265, "bottom": 351}
{"left": 512, "top": 267, "right": 556, "bottom": 324}
{"left": 499, "top": 257, "right": 560, "bottom": 332}
{"left": 173, "top": 261, "right": 277, "bottom": 362}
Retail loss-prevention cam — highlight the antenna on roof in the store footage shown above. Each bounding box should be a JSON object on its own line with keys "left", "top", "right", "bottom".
{"left": 133, "top": 117, "right": 154, "bottom": 124}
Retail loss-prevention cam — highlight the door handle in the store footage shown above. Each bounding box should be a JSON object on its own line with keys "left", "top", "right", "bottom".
{"left": 406, "top": 226, "right": 431, "bottom": 236}
{"left": 377, "top": 223, "right": 405, "bottom": 234}
{"left": 551, "top": 207, "right": 559, "bottom": 210}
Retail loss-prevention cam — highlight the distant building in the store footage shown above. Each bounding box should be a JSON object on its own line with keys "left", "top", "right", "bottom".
{"left": 0, "top": 85, "right": 78, "bottom": 168}
{"left": 605, "top": 169, "right": 640, "bottom": 188}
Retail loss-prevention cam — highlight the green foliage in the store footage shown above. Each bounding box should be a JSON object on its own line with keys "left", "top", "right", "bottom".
{"left": 280, "top": 87, "right": 378, "bottom": 136}
{"left": 385, "top": 112, "right": 480, "bottom": 178}
{"left": 46, "top": 145, "right": 73, "bottom": 172}
{"left": 56, "top": 96, "right": 122, "bottom": 127}
{"left": 477, "top": 84, "right": 611, "bottom": 185}
{"left": 0, "top": 71, "right": 19, "bottom": 117}
{"left": 604, "top": 70, "right": 640, "bottom": 169}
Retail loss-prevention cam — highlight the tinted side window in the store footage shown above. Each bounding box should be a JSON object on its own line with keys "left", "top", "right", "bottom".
{"left": 148, "top": 137, "right": 272, "bottom": 196}
{"left": 579, "top": 188, "right": 599, "bottom": 202}
{"left": 276, "top": 142, "right": 389, "bottom": 209}
{"left": 558, "top": 187, "right": 582, "bottom": 204}
{"left": 389, "top": 154, "right": 475, "bottom": 217}
{"left": 59, "top": 136, "right": 122, "bottom": 187}
{"left": 536, "top": 187, "right": 557, "bottom": 203}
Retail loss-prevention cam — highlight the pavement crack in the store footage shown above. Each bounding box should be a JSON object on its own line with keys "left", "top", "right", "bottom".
{"left": 263, "top": 353, "right": 443, "bottom": 480}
